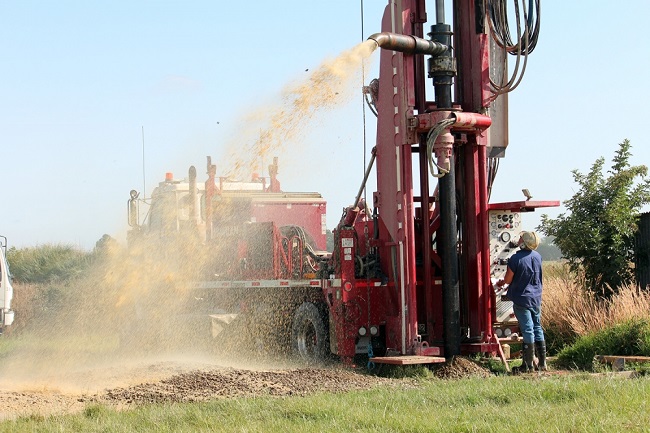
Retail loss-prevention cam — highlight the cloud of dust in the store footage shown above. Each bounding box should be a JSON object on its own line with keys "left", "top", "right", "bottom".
{"left": 222, "top": 40, "right": 378, "bottom": 178}
{"left": 0, "top": 40, "right": 379, "bottom": 394}
{"left": 0, "top": 238, "right": 304, "bottom": 393}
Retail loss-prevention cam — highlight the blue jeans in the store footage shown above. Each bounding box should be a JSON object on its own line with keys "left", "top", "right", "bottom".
{"left": 513, "top": 304, "right": 544, "bottom": 344}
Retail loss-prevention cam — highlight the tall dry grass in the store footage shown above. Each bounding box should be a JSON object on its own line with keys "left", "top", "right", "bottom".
{"left": 542, "top": 261, "right": 650, "bottom": 350}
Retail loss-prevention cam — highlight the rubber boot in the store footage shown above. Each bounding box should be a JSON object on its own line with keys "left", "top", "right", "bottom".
{"left": 535, "top": 341, "right": 547, "bottom": 371}
{"left": 522, "top": 342, "right": 535, "bottom": 372}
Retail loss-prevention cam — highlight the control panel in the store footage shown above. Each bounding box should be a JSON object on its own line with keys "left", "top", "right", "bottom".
{"left": 489, "top": 209, "right": 522, "bottom": 324}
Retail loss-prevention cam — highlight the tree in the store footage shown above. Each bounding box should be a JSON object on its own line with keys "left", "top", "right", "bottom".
{"left": 538, "top": 140, "right": 650, "bottom": 296}
{"left": 536, "top": 236, "right": 562, "bottom": 261}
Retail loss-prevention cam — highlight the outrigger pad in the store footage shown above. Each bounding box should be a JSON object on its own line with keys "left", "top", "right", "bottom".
{"left": 370, "top": 355, "right": 446, "bottom": 365}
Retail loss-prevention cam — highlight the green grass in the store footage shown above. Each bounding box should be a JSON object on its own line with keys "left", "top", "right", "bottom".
{"left": 1, "top": 375, "right": 649, "bottom": 432}
{"left": 556, "top": 319, "right": 650, "bottom": 370}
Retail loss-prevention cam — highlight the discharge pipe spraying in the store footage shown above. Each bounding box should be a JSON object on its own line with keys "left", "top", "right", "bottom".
{"left": 368, "top": 32, "right": 448, "bottom": 56}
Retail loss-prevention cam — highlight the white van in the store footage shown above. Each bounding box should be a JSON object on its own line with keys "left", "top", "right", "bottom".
{"left": 0, "top": 236, "right": 14, "bottom": 332}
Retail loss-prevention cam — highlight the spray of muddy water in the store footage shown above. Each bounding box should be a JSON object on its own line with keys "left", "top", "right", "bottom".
{"left": 223, "top": 40, "right": 378, "bottom": 177}
{"left": 0, "top": 40, "right": 379, "bottom": 394}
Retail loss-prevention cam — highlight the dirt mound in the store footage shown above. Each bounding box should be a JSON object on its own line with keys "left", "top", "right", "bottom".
{"left": 0, "top": 363, "right": 405, "bottom": 419}
{"left": 431, "top": 357, "right": 492, "bottom": 379}
{"left": 103, "top": 367, "right": 395, "bottom": 405}
{"left": 0, "top": 357, "right": 492, "bottom": 420}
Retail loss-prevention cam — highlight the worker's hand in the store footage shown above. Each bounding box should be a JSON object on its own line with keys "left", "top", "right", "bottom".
{"left": 495, "top": 279, "right": 506, "bottom": 287}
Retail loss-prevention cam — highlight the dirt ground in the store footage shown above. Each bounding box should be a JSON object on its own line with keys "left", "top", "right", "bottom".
{"left": 0, "top": 355, "right": 491, "bottom": 420}
{"left": 0, "top": 358, "right": 396, "bottom": 420}
{"left": 1, "top": 279, "right": 494, "bottom": 421}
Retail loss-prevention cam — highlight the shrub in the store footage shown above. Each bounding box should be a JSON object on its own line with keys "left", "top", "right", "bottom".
{"left": 4, "top": 244, "right": 95, "bottom": 335}
{"left": 7, "top": 244, "right": 92, "bottom": 284}
{"left": 555, "top": 319, "right": 650, "bottom": 370}
{"left": 542, "top": 261, "right": 650, "bottom": 352}
{"left": 539, "top": 140, "right": 650, "bottom": 297}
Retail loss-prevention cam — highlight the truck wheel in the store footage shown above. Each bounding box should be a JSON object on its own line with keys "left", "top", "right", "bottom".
{"left": 291, "top": 302, "right": 329, "bottom": 363}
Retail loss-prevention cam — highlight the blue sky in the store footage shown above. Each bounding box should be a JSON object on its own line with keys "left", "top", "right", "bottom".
{"left": 1, "top": 1, "right": 649, "bottom": 249}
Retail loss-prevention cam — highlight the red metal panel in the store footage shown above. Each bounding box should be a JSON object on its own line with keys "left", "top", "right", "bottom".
{"left": 461, "top": 139, "right": 482, "bottom": 337}
{"left": 251, "top": 201, "right": 327, "bottom": 251}
{"left": 375, "top": 2, "right": 421, "bottom": 355}
{"left": 455, "top": 1, "right": 494, "bottom": 344}
{"left": 478, "top": 141, "right": 493, "bottom": 336}
{"left": 460, "top": 135, "right": 493, "bottom": 340}
{"left": 332, "top": 228, "right": 359, "bottom": 359}
{"left": 455, "top": 0, "right": 491, "bottom": 112}
{"left": 488, "top": 201, "right": 561, "bottom": 212}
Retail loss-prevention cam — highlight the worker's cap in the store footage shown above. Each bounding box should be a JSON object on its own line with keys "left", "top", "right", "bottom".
{"left": 520, "top": 231, "right": 540, "bottom": 250}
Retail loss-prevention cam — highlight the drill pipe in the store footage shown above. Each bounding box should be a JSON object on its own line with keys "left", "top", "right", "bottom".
{"left": 368, "top": 32, "right": 448, "bottom": 56}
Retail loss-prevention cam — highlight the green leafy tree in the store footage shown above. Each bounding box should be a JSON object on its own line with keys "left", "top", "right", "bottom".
{"left": 538, "top": 140, "right": 650, "bottom": 296}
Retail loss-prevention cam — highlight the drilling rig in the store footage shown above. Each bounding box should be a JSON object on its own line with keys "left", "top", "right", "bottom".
{"left": 127, "top": 0, "right": 557, "bottom": 366}
{"left": 323, "top": 0, "right": 556, "bottom": 365}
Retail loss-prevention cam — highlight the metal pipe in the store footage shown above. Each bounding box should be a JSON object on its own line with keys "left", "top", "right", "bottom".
{"left": 128, "top": 190, "right": 139, "bottom": 227}
{"left": 429, "top": 24, "right": 455, "bottom": 109}
{"left": 368, "top": 32, "right": 448, "bottom": 56}
{"left": 352, "top": 147, "right": 377, "bottom": 210}
{"left": 189, "top": 165, "right": 198, "bottom": 225}
{"left": 440, "top": 156, "right": 461, "bottom": 358}
{"left": 338, "top": 148, "right": 377, "bottom": 229}
{"left": 429, "top": 19, "right": 461, "bottom": 359}
{"left": 205, "top": 156, "right": 216, "bottom": 242}
{"left": 436, "top": 0, "right": 445, "bottom": 24}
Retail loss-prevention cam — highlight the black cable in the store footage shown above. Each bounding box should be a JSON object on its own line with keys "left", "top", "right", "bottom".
{"left": 364, "top": 93, "right": 378, "bottom": 117}
{"left": 488, "top": 0, "right": 540, "bottom": 54}
{"left": 486, "top": 157, "right": 500, "bottom": 200}
{"left": 486, "top": 0, "right": 541, "bottom": 100}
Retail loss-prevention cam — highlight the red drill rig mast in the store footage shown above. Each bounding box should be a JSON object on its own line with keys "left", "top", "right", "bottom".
{"left": 331, "top": 0, "right": 553, "bottom": 364}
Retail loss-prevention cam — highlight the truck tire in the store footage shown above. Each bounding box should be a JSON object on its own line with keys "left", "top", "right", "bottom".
{"left": 291, "top": 302, "right": 329, "bottom": 363}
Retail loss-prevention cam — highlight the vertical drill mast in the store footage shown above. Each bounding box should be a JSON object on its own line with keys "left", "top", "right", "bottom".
{"left": 372, "top": 0, "right": 497, "bottom": 358}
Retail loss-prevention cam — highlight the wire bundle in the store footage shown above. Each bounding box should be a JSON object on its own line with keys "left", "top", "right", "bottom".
{"left": 486, "top": 0, "right": 541, "bottom": 101}
{"left": 426, "top": 118, "right": 457, "bottom": 178}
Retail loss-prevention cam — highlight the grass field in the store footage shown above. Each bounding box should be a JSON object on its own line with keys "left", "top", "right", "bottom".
{"left": 1, "top": 373, "right": 649, "bottom": 432}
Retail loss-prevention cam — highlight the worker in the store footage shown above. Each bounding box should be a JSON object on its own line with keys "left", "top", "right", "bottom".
{"left": 496, "top": 231, "right": 547, "bottom": 372}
